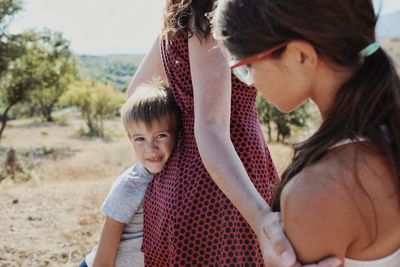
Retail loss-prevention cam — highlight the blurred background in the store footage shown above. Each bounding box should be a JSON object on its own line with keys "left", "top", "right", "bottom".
{"left": 0, "top": 0, "right": 399, "bottom": 266}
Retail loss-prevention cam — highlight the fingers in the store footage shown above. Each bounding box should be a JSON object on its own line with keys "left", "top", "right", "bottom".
{"left": 259, "top": 212, "right": 296, "bottom": 267}
{"left": 258, "top": 212, "right": 342, "bottom": 267}
{"left": 296, "top": 257, "right": 342, "bottom": 267}
{"left": 316, "top": 257, "right": 342, "bottom": 267}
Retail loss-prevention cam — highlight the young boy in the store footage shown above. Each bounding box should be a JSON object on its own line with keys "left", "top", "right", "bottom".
{"left": 80, "top": 80, "right": 180, "bottom": 267}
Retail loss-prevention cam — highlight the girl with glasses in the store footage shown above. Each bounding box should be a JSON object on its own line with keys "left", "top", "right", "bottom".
{"left": 214, "top": 0, "right": 400, "bottom": 266}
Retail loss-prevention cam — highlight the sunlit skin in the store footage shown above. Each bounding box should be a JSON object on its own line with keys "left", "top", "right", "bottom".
{"left": 250, "top": 41, "right": 353, "bottom": 116}
{"left": 127, "top": 117, "right": 177, "bottom": 175}
{"left": 239, "top": 40, "right": 400, "bottom": 265}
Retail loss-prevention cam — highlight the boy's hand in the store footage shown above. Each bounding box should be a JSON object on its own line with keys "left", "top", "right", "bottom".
{"left": 258, "top": 211, "right": 341, "bottom": 267}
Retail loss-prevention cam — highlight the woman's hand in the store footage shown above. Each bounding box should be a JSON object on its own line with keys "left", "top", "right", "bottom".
{"left": 257, "top": 211, "right": 341, "bottom": 267}
{"left": 256, "top": 210, "right": 296, "bottom": 266}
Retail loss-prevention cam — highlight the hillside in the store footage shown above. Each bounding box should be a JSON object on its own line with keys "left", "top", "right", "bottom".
{"left": 76, "top": 38, "right": 400, "bottom": 91}
{"left": 77, "top": 54, "right": 145, "bottom": 91}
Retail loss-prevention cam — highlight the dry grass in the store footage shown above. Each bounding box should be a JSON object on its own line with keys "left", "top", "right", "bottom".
{"left": 0, "top": 117, "right": 136, "bottom": 267}
{"left": 268, "top": 143, "right": 293, "bottom": 175}
{"left": 0, "top": 116, "right": 136, "bottom": 182}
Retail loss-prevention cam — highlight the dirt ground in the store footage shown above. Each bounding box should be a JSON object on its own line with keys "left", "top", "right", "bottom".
{"left": 0, "top": 117, "right": 292, "bottom": 267}
{"left": 0, "top": 118, "right": 136, "bottom": 267}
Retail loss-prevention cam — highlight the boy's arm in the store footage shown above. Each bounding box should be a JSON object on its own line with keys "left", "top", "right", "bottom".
{"left": 92, "top": 216, "right": 125, "bottom": 267}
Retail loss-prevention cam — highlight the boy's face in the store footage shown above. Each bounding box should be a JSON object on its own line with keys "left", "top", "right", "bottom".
{"left": 127, "top": 116, "right": 177, "bottom": 175}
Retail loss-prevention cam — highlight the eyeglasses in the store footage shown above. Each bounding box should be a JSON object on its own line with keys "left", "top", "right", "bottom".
{"left": 230, "top": 43, "right": 287, "bottom": 86}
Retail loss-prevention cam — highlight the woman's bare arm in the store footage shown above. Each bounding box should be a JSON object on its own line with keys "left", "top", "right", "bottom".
{"left": 127, "top": 35, "right": 166, "bottom": 96}
{"left": 190, "top": 33, "right": 299, "bottom": 266}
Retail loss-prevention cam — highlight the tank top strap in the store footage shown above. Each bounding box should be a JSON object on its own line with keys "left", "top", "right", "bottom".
{"left": 329, "top": 137, "right": 369, "bottom": 150}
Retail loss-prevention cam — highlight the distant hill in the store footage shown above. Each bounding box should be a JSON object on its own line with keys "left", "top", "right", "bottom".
{"left": 78, "top": 54, "right": 145, "bottom": 91}
{"left": 377, "top": 11, "right": 400, "bottom": 37}
{"left": 75, "top": 27, "right": 400, "bottom": 92}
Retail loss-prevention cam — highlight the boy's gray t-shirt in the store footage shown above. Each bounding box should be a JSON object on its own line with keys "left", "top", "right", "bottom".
{"left": 85, "top": 163, "right": 152, "bottom": 267}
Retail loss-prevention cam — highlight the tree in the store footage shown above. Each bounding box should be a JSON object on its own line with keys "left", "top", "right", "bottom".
{"left": 0, "top": 31, "right": 48, "bottom": 138}
{"left": 0, "top": 2, "right": 75, "bottom": 138}
{"left": 0, "top": 10, "right": 76, "bottom": 137}
{"left": 0, "top": 0, "right": 23, "bottom": 77}
{"left": 256, "top": 95, "right": 272, "bottom": 141}
{"left": 60, "top": 80, "right": 125, "bottom": 137}
{"left": 256, "top": 94, "right": 313, "bottom": 144}
{"left": 26, "top": 29, "right": 78, "bottom": 121}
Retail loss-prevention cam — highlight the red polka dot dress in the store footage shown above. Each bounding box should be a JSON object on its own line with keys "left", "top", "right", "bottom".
{"left": 142, "top": 36, "right": 279, "bottom": 266}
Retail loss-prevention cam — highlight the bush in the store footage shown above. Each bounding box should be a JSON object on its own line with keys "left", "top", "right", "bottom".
{"left": 60, "top": 80, "right": 125, "bottom": 137}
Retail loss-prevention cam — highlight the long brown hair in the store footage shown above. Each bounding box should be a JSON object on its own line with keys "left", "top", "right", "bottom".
{"left": 163, "top": 0, "right": 215, "bottom": 39}
{"left": 214, "top": 0, "right": 400, "bottom": 210}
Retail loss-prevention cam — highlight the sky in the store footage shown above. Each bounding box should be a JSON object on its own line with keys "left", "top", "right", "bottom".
{"left": 8, "top": 0, "right": 400, "bottom": 56}
{"left": 9, "top": 0, "right": 165, "bottom": 55}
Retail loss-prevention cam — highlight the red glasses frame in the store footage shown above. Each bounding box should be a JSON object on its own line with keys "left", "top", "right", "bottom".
{"left": 230, "top": 43, "right": 287, "bottom": 69}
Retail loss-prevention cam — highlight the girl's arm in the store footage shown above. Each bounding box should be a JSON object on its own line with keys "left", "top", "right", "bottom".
{"left": 127, "top": 35, "right": 167, "bottom": 96}
{"left": 92, "top": 216, "right": 125, "bottom": 267}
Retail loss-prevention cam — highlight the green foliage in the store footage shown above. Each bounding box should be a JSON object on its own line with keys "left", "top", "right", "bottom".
{"left": 0, "top": 1, "right": 77, "bottom": 138}
{"left": 256, "top": 95, "right": 313, "bottom": 144}
{"left": 78, "top": 54, "right": 143, "bottom": 91}
{"left": 0, "top": 31, "right": 49, "bottom": 138}
{"left": 60, "top": 79, "right": 125, "bottom": 137}
{"left": 0, "top": 0, "right": 23, "bottom": 77}
{"left": 0, "top": 0, "right": 21, "bottom": 27}
{"left": 25, "top": 29, "right": 78, "bottom": 122}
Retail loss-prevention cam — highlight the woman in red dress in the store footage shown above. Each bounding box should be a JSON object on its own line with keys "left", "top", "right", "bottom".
{"left": 127, "top": 1, "right": 337, "bottom": 266}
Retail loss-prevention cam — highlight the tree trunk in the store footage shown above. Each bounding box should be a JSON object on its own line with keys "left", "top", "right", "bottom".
{"left": 42, "top": 106, "right": 53, "bottom": 122}
{"left": 266, "top": 106, "right": 272, "bottom": 142}
{"left": 0, "top": 104, "right": 14, "bottom": 140}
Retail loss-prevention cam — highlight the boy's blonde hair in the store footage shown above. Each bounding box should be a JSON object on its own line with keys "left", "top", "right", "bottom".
{"left": 120, "top": 79, "right": 179, "bottom": 133}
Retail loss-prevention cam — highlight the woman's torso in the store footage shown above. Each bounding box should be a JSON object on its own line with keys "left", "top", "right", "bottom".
{"left": 142, "top": 35, "right": 279, "bottom": 266}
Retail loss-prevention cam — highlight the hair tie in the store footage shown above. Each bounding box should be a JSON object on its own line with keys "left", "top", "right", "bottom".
{"left": 359, "top": 41, "right": 381, "bottom": 57}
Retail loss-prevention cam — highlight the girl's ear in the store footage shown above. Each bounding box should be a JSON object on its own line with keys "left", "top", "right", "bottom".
{"left": 284, "top": 41, "right": 318, "bottom": 70}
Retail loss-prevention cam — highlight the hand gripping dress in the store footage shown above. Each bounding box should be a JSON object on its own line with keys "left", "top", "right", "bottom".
{"left": 142, "top": 35, "right": 279, "bottom": 266}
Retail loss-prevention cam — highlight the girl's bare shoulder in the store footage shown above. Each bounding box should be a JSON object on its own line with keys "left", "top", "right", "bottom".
{"left": 280, "top": 142, "right": 383, "bottom": 263}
